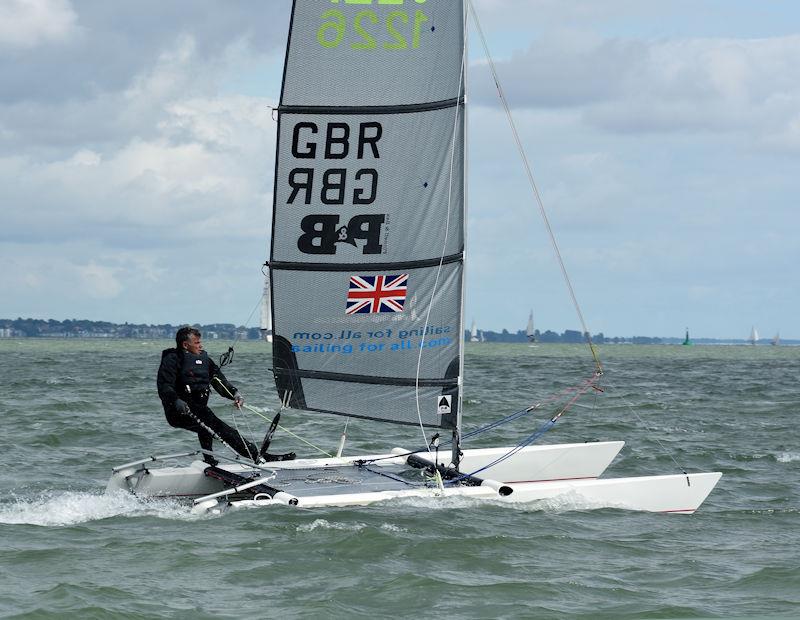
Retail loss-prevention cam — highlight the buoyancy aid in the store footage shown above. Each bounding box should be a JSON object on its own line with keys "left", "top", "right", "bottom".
{"left": 180, "top": 350, "right": 212, "bottom": 402}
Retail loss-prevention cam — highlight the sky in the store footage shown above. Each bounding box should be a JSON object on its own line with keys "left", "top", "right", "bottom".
{"left": 2, "top": 0, "right": 799, "bottom": 340}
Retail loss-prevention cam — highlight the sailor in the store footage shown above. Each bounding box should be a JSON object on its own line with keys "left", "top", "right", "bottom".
{"left": 157, "top": 326, "right": 262, "bottom": 466}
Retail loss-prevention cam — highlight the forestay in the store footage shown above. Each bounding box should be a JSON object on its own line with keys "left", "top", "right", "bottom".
{"left": 269, "top": 0, "right": 466, "bottom": 429}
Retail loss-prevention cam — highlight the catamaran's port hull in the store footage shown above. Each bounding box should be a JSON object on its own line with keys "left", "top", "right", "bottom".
{"left": 106, "top": 441, "right": 624, "bottom": 498}
{"left": 105, "top": 441, "right": 721, "bottom": 515}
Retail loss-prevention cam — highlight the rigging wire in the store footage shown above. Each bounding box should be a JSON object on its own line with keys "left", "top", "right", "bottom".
{"left": 358, "top": 373, "right": 601, "bottom": 466}
{"left": 463, "top": 5, "right": 689, "bottom": 485}
{"left": 238, "top": 400, "right": 333, "bottom": 457}
{"left": 450, "top": 376, "right": 601, "bottom": 481}
{"left": 467, "top": 0, "right": 602, "bottom": 375}
{"left": 605, "top": 381, "right": 691, "bottom": 479}
{"left": 211, "top": 375, "right": 258, "bottom": 459}
{"left": 460, "top": 372, "right": 600, "bottom": 440}
{"left": 201, "top": 291, "right": 269, "bottom": 455}
{"left": 212, "top": 375, "right": 333, "bottom": 458}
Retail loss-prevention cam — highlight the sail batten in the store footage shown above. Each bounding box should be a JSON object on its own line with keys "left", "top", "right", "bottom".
{"left": 270, "top": 0, "right": 466, "bottom": 429}
{"left": 272, "top": 367, "right": 458, "bottom": 388}
{"left": 280, "top": 96, "right": 464, "bottom": 116}
{"left": 270, "top": 251, "right": 463, "bottom": 272}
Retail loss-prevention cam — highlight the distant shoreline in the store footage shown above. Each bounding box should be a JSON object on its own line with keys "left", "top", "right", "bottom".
{"left": 1, "top": 318, "right": 794, "bottom": 345}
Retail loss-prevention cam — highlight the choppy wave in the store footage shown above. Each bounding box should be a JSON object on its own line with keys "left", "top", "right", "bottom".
{"left": 1, "top": 340, "right": 798, "bottom": 619}
{"left": 0, "top": 491, "right": 194, "bottom": 526}
{"left": 296, "top": 518, "right": 406, "bottom": 533}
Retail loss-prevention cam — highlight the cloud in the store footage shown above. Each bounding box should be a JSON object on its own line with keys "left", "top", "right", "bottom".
{"left": 0, "top": 0, "right": 78, "bottom": 50}
{"left": 471, "top": 32, "right": 800, "bottom": 151}
{"left": 1, "top": 34, "right": 277, "bottom": 249}
{"left": 1, "top": 0, "right": 798, "bottom": 337}
{"left": 77, "top": 261, "right": 123, "bottom": 299}
{"left": 0, "top": 3, "right": 291, "bottom": 323}
{"left": 0, "top": 0, "right": 288, "bottom": 105}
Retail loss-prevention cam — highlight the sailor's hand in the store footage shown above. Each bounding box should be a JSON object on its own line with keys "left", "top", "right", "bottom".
{"left": 233, "top": 392, "right": 244, "bottom": 409}
{"left": 175, "top": 399, "right": 189, "bottom": 414}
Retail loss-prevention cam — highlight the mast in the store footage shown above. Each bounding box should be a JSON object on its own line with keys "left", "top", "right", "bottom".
{"left": 454, "top": 1, "right": 468, "bottom": 470}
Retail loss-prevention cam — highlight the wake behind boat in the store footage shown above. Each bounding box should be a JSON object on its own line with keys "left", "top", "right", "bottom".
{"left": 107, "top": 0, "right": 720, "bottom": 515}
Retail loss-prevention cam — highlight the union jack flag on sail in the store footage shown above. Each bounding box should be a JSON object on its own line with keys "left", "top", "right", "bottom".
{"left": 346, "top": 274, "right": 408, "bottom": 315}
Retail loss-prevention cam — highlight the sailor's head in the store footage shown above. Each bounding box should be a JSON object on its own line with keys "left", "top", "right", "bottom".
{"left": 176, "top": 326, "right": 203, "bottom": 354}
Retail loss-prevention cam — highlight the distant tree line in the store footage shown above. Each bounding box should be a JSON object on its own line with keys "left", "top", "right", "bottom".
{"left": 463, "top": 328, "right": 613, "bottom": 344}
{"left": 2, "top": 318, "right": 788, "bottom": 344}
{"left": 0, "top": 318, "right": 262, "bottom": 340}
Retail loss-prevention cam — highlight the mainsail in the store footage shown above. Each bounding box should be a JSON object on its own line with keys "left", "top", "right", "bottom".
{"left": 526, "top": 310, "right": 535, "bottom": 342}
{"left": 269, "top": 1, "right": 466, "bottom": 431}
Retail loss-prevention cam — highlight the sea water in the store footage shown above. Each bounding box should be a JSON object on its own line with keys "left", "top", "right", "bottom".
{"left": 0, "top": 339, "right": 798, "bottom": 618}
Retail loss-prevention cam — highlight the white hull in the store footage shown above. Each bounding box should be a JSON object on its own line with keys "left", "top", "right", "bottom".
{"left": 105, "top": 441, "right": 721, "bottom": 515}
{"left": 228, "top": 472, "right": 720, "bottom": 514}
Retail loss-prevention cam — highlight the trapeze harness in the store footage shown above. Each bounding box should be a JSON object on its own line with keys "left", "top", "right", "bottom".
{"left": 179, "top": 350, "right": 213, "bottom": 405}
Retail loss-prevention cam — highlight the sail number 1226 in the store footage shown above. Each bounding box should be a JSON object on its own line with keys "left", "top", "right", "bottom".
{"left": 317, "top": 10, "right": 429, "bottom": 50}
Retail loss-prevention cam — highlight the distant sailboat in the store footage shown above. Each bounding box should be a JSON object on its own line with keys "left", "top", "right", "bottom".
{"left": 260, "top": 274, "right": 273, "bottom": 343}
{"left": 749, "top": 326, "right": 759, "bottom": 346}
{"left": 682, "top": 327, "right": 692, "bottom": 346}
{"left": 772, "top": 332, "right": 780, "bottom": 346}
{"left": 526, "top": 310, "right": 535, "bottom": 343}
{"left": 469, "top": 319, "right": 479, "bottom": 342}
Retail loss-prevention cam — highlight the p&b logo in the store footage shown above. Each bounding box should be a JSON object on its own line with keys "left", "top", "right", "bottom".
{"left": 297, "top": 213, "right": 385, "bottom": 255}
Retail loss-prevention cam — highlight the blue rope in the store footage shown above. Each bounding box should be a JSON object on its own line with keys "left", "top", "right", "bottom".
{"left": 461, "top": 405, "right": 535, "bottom": 440}
{"left": 358, "top": 405, "right": 540, "bottom": 466}
{"left": 448, "top": 417, "right": 557, "bottom": 483}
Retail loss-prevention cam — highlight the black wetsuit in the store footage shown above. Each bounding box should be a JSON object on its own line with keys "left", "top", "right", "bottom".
{"left": 156, "top": 348, "right": 259, "bottom": 462}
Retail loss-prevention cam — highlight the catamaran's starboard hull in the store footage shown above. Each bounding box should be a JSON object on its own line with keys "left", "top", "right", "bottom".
{"left": 225, "top": 472, "right": 722, "bottom": 515}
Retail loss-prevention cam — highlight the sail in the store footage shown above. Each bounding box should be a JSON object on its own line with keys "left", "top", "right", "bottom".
{"left": 526, "top": 310, "right": 535, "bottom": 341}
{"left": 749, "top": 327, "right": 759, "bottom": 345}
{"left": 269, "top": 1, "right": 466, "bottom": 428}
{"left": 470, "top": 320, "right": 478, "bottom": 342}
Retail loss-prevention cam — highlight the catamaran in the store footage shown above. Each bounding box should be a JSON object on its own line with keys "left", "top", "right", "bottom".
{"left": 107, "top": 1, "right": 721, "bottom": 515}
